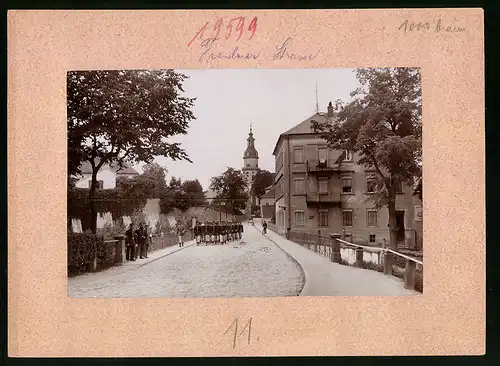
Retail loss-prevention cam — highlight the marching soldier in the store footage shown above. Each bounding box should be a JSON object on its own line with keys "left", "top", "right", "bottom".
{"left": 201, "top": 222, "right": 207, "bottom": 244}
{"left": 176, "top": 220, "right": 185, "bottom": 247}
{"left": 231, "top": 223, "right": 236, "bottom": 241}
{"left": 206, "top": 221, "right": 212, "bottom": 244}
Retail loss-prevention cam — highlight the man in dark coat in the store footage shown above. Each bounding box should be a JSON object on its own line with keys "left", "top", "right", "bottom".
{"left": 125, "top": 223, "right": 136, "bottom": 261}
{"left": 137, "top": 223, "right": 147, "bottom": 259}
{"left": 144, "top": 224, "right": 150, "bottom": 258}
{"left": 133, "top": 225, "right": 141, "bottom": 260}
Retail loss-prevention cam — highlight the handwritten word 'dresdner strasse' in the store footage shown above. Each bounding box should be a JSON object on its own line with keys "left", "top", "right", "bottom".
{"left": 197, "top": 37, "right": 321, "bottom": 63}
{"left": 198, "top": 37, "right": 262, "bottom": 63}
{"left": 188, "top": 16, "right": 258, "bottom": 47}
{"left": 270, "top": 37, "right": 321, "bottom": 61}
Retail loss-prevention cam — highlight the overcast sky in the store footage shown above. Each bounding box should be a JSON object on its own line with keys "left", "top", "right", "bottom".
{"left": 149, "top": 68, "right": 361, "bottom": 192}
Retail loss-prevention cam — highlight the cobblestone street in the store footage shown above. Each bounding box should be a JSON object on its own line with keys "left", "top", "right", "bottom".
{"left": 68, "top": 224, "right": 305, "bottom": 298}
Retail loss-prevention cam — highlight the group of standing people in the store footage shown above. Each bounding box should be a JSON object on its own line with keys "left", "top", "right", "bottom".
{"left": 193, "top": 221, "right": 243, "bottom": 245}
{"left": 125, "top": 222, "right": 151, "bottom": 261}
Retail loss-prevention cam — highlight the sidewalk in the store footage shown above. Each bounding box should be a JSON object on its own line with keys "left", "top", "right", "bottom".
{"left": 69, "top": 240, "right": 196, "bottom": 282}
{"left": 254, "top": 224, "right": 417, "bottom": 296}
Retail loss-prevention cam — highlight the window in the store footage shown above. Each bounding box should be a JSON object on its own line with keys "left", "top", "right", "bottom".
{"left": 342, "top": 177, "right": 353, "bottom": 193}
{"left": 294, "top": 178, "right": 305, "bottom": 195}
{"left": 294, "top": 147, "right": 304, "bottom": 163}
{"left": 369, "top": 234, "right": 376, "bottom": 243}
{"left": 396, "top": 181, "right": 404, "bottom": 193}
{"left": 318, "top": 178, "right": 328, "bottom": 194}
{"left": 294, "top": 211, "right": 305, "bottom": 226}
{"left": 367, "top": 209, "right": 378, "bottom": 227}
{"left": 246, "top": 164, "right": 250, "bottom": 167}
{"left": 366, "top": 177, "right": 376, "bottom": 193}
{"left": 342, "top": 210, "right": 353, "bottom": 227}
{"left": 318, "top": 210, "right": 329, "bottom": 227}
{"left": 318, "top": 147, "right": 327, "bottom": 161}
{"left": 343, "top": 150, "right": 353, "bottom": 161}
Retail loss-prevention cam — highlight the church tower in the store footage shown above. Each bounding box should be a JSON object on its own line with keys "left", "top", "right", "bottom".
{"left": 242, "top": 123, "right": 259, "bottom": 191}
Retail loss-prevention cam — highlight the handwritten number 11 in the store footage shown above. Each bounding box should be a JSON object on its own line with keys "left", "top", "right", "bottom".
{"left": 224, "top": 317, "right": 252, "bottom": 348}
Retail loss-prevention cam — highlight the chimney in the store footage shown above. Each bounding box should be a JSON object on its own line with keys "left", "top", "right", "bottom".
{"left": 327, "top": 101, "right": 334, "bottom": 117}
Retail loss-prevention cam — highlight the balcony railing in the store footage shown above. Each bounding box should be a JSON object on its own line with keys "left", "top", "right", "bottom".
{"left": 306, "top": 192, "right": 341, "bottom": 204}
{"left": 306, "top": 159, "right": 340, "bottom": 173}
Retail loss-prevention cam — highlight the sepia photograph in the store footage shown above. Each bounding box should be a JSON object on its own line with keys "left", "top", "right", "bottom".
{"left": 67, "top": 67, "right": 423, "bottom": 298}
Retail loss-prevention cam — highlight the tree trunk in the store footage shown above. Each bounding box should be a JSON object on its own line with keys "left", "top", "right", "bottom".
{"left": 387, "top": 197, "right": 398, "bottom": 250}
{"left": 89, "top": 170, "right": 98, "bottom": 234}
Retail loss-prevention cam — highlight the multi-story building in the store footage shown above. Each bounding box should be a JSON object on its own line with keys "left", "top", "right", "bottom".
{"left": 272, "top": 102, "right": 420, "bottom": 249}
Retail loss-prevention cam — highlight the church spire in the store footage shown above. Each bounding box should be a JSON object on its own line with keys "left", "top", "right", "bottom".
{"left": 243, "top": 122, "right": 258, "bottom": 159}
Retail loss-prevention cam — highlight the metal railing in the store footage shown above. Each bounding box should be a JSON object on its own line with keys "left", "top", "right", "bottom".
{"left": 306, "top": 192, "right": 341, "bottom": 204}
{"left": 306, "top": 159, "right": 341, "bottom": 172}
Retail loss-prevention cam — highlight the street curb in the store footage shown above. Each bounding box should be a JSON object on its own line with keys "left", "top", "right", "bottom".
{"left": 138, "top": 240, "right": 196, "bottom": 268}
{"left": 250, "top": 224, "right": 306, "bottom": 296}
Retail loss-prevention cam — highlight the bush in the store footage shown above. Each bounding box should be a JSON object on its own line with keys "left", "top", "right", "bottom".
{"left": 363, "top": 261, "right": 384, "bottom": 272}
{"left": 97, "top": 239, "right": 116, "bottom": 270}
{"left": 68, "top": 232, "right": 104, "bottom": 275}
{"left": 97, "top": 220, "right": 126, "bottom": 240}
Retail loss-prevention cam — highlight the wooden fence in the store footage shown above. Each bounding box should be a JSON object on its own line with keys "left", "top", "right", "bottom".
{"left": 268, "top": 226, "right": 423, "bottom": 292}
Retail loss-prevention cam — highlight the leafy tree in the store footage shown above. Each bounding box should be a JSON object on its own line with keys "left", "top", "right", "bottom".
{"left": 181, "top": 180, "right": 206, "bottom": 209}
{"left": 311, "top": 67, "right": 422, "bottom": 250}
{"left": 158, "top": 177, "right": 206, "bottom": 213}
{"left": 251, "top": 170, "right": 275, "bottom": 198}
{"left": 117, "top": 162, "right": 168, "bottom": 198}
{"left": 68, "top": 69, "right": 196, "bottom": 233}
{"left": 209, "top": 168, "right": 249, "bottom": 214}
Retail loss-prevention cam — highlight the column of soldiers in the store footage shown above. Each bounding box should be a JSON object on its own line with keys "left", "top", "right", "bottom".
{"left": 193, "top": 221, "right": 244, "bottom": 245}
{"left": 125, "top": 222, "right": 151, "bottom": 261}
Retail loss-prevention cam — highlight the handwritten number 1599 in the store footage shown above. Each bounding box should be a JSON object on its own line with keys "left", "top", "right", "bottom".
{"left": 188, "top": 17, "right": 258, "bottom": 47}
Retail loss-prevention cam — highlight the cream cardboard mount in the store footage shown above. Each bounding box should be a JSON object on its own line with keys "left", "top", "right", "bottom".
{"left": 7, "top": 9, "right": 484, "bottom": 357}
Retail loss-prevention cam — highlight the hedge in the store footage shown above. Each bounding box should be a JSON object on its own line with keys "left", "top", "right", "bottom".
{"left": 68, "top": 233, "right": 101, "bottom": 275}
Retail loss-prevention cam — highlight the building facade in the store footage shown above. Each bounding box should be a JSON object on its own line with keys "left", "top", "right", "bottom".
{"left": 259, "top": 185, "right": 275, "bottom": 221}
{"left": 74, "top": 159, "right": 139, "bottom": 190}
{"left": 272, "top": 102, "right": 421, "bottom": 249}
